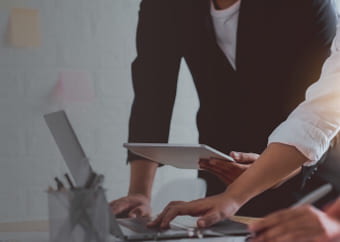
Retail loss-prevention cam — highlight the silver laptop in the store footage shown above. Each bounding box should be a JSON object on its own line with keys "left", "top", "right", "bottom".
{"left": 44, "top": 110, "right": 249, "bottom": 241}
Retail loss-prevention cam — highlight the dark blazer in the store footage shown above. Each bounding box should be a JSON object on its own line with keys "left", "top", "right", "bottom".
{"left": 128, "top": 0, "right": 337, "bottom": 197}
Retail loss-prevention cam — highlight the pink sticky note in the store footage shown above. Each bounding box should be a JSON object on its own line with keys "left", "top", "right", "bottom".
{"left": 55, "top": 71, "right": 95, "bottom": 103}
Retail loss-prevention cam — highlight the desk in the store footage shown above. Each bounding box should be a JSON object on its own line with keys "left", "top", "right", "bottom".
{"left": 0, "top": 233, "right": 246, "bottom": 242}
{"left": 0, "top": 216, "right": 259, "bottom": 242}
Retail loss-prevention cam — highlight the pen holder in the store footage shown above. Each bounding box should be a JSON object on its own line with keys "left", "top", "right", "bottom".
{"left": 48, "top": 188, "right": 110, "bottom": 242}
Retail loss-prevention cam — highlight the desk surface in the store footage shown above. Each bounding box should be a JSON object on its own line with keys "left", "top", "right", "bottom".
{"left": 0, "top": 216, "right": 259, "bottom": 242}
{"left": 0, "top": 216, "right": 261, "bottom": 232}
{"left": 0, "top": 233, "right": 247, "bottom": 242}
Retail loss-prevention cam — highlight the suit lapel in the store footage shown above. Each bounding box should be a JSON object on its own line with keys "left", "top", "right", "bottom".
{"left": 235, "top": 0, "right": 266, "bottom": 72}
{"left": 204, "top": 0, "right": 217, "bottom": 43}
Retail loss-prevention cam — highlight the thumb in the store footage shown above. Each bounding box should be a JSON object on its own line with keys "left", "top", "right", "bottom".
{"left": 197, "top": 211, "right": 222, "bottom": 228}
{"left": 129, "top": 205, "right": 149, "bottom": 218}
{"left": 111, "top": 201, "right": 132, "bottom": 215}
{"left": 326, "top": 201, "right": 340, "bottom": 218}
{"left": 230, "top": 151, "right": 259, "bottom": 163}
{"left": 129, "top": 207, "right": 142, "bottom": 218}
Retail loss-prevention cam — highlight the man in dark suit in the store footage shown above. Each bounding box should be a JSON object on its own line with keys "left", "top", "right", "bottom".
{"left": 111, "top": 0, "right": 338, "bottom": 218}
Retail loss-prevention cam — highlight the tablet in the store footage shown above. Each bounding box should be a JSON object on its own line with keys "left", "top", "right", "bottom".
{"left": 123, "top": 143, "right": 235, "bottom": 169}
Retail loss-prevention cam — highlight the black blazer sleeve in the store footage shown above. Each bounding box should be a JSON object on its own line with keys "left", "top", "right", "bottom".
{"left": 127, "top": 0, "right": 182, "bottom": 162}
{"left": 285, "top": 0, "right": 337, "bottom": 112}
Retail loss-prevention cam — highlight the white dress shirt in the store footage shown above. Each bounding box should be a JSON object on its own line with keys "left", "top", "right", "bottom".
{"left": 268, "top": 24, "right": 340, "bottom": 165}
{"left": 210, "top": 0, "right": 241, "bottom": 70}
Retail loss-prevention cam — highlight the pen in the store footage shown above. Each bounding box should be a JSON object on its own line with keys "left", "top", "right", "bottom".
{"left": 85, "top": 173, "right": 96, "bottom": 189}
{"left": 54, "top": 177, "right": 66, "bottom": 191}
{"left": 250, "top": 183, "right": 333, "bottom": 240}
{"left": 290, "top": 183, "right": 333, "bottom": 208}
{"left": 64, "top": 173, "right": 74, "bottom": 189}
{"left": 90, "top": 174, "right": 104, "bottom": 189}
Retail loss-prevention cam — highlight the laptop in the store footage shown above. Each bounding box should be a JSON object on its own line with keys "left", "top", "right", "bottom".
{"left": 44, "top": 110, "right": 249, "bottom": 241}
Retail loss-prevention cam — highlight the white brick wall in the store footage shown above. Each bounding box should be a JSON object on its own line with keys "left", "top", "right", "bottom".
{"left": 0, "top": 0, "right": 198, "bottom": 222}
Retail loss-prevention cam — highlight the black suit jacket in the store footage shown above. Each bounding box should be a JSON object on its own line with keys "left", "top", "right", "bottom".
{"left": 127, "top": 0, "right": 337, "bottom": 194}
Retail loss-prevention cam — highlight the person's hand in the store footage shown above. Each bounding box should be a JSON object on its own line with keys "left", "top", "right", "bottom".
{"left": 200, "top": 151, "right": 301, "bottom": 188}
{"left": 110, "top": 193, "right": 151, "bottom": 218}
{"left": 147, "top": 193, "right": 240, "bottom": 229}
{"left": 326, "top": 197, "right": 340, "bottom": 220}
{"left": 199, "top": 151, "right": 259, "bottom": 185}
{"left": 249, "top": 205, "right": 340, "bottom": 242}
{"left": 229, "top": 151, "right": 260, "bottom": 163}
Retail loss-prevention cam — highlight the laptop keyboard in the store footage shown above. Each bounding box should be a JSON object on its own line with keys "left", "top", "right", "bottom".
{"left": 171, "top": 216, "right": 198, "bottom": 229}
{"left": 118, "top": 217, "right": 165, "bottom": 233}
{"left": 117, "top": 216, "right": 197, "bottom": 234}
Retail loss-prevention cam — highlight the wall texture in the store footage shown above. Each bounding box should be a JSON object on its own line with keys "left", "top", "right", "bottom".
{"left": 0, "top": 0, "right": 199, "bottom": 222}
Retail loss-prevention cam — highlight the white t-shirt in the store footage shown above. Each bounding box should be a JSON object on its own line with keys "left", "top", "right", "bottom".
{"left": 210, "top": 0, "right": 241, "bottom": 70}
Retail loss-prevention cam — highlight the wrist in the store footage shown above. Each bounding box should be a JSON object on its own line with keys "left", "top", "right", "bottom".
{"left": 214, "top": 191, "right": 244, "bottom": 217}
{"left": 127, "top": 190, "right": 151, "bottom": 201}
{"left": 222, "top": 185, "right": 250, "bottom": 209}
{"left": 129, "top": 159, "right": 157, "bottom": 201}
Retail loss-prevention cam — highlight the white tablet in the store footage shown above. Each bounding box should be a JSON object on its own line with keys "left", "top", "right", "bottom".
{"left": 123, "top": 143, "right": 235, "bottom": 169}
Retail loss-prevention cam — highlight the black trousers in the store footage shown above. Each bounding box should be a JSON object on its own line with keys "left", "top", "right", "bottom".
{"left": 198, "top": 150, "right": 339, "bottom": 217}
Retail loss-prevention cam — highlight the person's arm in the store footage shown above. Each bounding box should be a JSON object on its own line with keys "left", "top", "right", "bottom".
{"left": 110, "top": 160, "right": 157, "bottom": 217}
{"left": 128, "top": 0, "right": 181, "bottom": 151}
{"left": 249, "top": 197, "right": 340, "bottom": 242}
{"left": 128, "top": 160, "right": 158, "bottom": 198}
{"left": 223, "top": 143, "right": 307, "bottom": 210}
{"left": 267, "top": 0, "right": 338, "bottom": 166}
{"left": 249, "top": 205, "right": 340, "bottom": 242}
{"left": 199, "top": 151, "right": 301, "bottom": 187}
{"left": 111, "top": 0, "right": 182, "bottom": 217}
{"left": 148, "top": 143, "right": 307, "bottom": 228}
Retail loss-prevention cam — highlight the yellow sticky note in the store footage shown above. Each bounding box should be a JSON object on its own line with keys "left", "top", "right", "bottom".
{"left": 9, "top": 8, "right": 41, "bottom": 48}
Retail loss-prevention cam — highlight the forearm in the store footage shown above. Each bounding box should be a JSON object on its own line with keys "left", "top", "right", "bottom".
{"left": 225, "top": 143, "right": 308, "bottom": 207}
{"left": 128, "top": 160, "right": 158, "bottom": 200}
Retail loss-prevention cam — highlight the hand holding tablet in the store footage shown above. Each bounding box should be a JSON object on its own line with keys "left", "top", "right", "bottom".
{"left": 123, "top": 143, "right": 235, "bottom": 169}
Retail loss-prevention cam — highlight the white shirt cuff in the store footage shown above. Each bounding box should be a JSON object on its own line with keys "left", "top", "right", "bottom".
{"left": 268, "top": 118, "right": 332, "bottom": 166}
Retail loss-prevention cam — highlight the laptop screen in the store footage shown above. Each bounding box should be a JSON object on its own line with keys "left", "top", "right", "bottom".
{"left": 44, "top": 110, "right": 93, "bottom": 187}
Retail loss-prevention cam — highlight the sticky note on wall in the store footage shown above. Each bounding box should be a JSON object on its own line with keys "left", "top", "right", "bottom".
{"left": 55, "top": 71, "right": 95, "bottom": 103}
{"left": 9, "top": 8, "right": 41, "bottom": 47}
